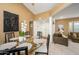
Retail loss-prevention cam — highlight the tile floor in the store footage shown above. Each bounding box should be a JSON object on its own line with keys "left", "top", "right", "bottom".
{"left": 49, "top": 40, "right": 79, "bottom": 55}
{"left": 33, "top": 40, "right": 79, "bottom": 55}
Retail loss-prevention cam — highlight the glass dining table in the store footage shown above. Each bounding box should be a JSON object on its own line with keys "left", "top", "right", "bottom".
{"left": 0, "top": 36, "right": 43, "bottom": 55}
{"left": 0, "top": 42, "right": 17, "bottom": 50}
{"left": 10, "top": 36, "right": 44, "bottom": 55}
{"left": 0, "top": 42, "right": 17, "bottom": 55}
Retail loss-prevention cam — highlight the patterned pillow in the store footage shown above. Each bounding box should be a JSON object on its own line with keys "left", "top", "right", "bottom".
{"left": 73, "top": 33, "right": 77, "bottom": 38}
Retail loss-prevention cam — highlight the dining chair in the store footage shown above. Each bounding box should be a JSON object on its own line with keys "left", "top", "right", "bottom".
{"left": 2, "top": 46, "right": 28, "bottom": 55}
{"left": 35, "top": 34, "right": 50, "bottom": 55}
{"left": 5, "top": 32, "right": 15, "bottom": 43}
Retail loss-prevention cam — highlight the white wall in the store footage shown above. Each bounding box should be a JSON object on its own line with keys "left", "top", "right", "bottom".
{"left": 33, "top": 19, "right": 49, "bottom": 39}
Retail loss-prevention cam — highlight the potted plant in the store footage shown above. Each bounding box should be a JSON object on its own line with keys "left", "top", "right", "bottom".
{"left": 19, "top": 20, "right": 27, "bottom": 43}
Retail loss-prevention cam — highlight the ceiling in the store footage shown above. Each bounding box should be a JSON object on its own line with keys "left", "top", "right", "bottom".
{"left": 54, "top": 3, "right": 79, "bottom": 19}
{"left": 23, "top": 3, "right": 57, "bottom": 15}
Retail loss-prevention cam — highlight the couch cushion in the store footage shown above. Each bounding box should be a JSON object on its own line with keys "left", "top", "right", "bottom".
{"left": 53, "top": 33, "right": 62, "bottom": 37}
{"left": 73, "top": 33, "right": 77, "bottom": 38}
{"left": 58, "top": 34, "right": 62, "bottom": 37}
{"left": 76, "top": 33, "right": 79, "bottom": 37}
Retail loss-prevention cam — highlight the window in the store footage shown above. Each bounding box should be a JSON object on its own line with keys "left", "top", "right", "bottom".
{"left": 74, "top": 22, "right": 79, "bottom": 32}
{"left": 69, "top": 21, "right": 79, "bottom": 32}
{"left": 69, "top": 22, "right": 73, "bottom": 32}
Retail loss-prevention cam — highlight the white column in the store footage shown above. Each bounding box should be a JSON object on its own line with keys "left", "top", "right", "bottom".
{"left": 49, "top": 17, "right": 53, "bottom": 43}
{"left": 49, "top": 17, "right": 56, "bottom": 43}
{"left": 52, "top": 18, "right": 55, "bottom": 43}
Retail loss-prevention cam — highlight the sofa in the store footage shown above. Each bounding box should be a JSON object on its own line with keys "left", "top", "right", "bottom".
{"left": 53, "top": 33, "right": 68, "bottom": 46}
{"left": 68, "top": 32, "right": 79, "bottom": 43}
